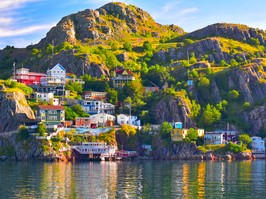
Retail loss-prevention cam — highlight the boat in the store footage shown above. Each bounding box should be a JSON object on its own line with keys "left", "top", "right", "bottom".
{"left": 115, "top": 150, "right": 138, "bottom": 160}
{"left": 71, "top": 142, "right": 117, "bottom": 161}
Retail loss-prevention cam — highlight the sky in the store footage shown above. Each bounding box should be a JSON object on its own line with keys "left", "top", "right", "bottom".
{"left": 0, "top": 0, "right": 266, "bottom": 49}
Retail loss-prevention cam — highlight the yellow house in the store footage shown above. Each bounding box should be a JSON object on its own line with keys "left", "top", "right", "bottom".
{"left": 171, "top": 128, "right": 205, "bottom": 141}
{"left": 171, "top": 129, "right": 188, "bottom": 141}
{"left": 112, "top": 68, "right": 135, "bottom": 88}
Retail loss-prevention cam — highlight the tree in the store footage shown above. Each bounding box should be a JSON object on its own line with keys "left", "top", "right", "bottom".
{"left": 107, "top": 88, "right": 118, "bottom": 104}
{"left": 230, "top": 59, "right": 239, "bottom": 67}
{"left": 143, "top": 41, "right": 152, "bottom": 51}
{"left": 72, "top": 104, "right": 89, "bottom": 117}
{"left": 123, "top": 41, "right": 132, "bottom": 52}
{"left": 198, "top": 77, "right": 210, "bottom": 87}
{"left": 201, "top": 104, "right": 221, "bottom": 126}
{"left": 229, "top": 90, "right": 240, "bottom": 99}
{"left": 18, "top": 125, "right": 30, "bottom": 140}
{"left": 160, "top": 122, "right": 173, "bottom": 138}
{"left": 187, "top": 128, "right": 198, "bottom": 142}
{"left": 65, "top": 81, "right": 83, "bottom": 94}
{"left": 120, "top": 124, "right": 137, "bottom": 136}
{"left": 248, "top": 37, "right": 260, "bottom": 46}
{"left": 37, "top": 123, "right": 47, "bottom": 136}
{"left": 238, "top": 134, "right": 252, "bottom": 146}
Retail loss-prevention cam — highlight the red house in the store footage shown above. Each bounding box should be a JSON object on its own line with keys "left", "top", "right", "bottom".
{"left": 74, "top": 117, "right": 98, "bottom": 128}
{"left": 15, "top": 68, "right": 47, "bottom": 85}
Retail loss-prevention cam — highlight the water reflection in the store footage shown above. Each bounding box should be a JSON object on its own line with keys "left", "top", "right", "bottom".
{"left": 0, "top": 160, "right": 266, "bottom": 198}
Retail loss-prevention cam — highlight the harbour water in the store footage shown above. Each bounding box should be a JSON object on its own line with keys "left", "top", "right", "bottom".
{"left": 0, "top": 160, "right": 265, "bottom": 198}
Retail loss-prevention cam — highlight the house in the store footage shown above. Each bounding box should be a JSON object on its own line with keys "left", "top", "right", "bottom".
{"left": 117, "top": 114, "right": 141, "bottom": 126}
{"left": 31, "top": 92, "right": 54, "bottom": 102}
{"left": 171, "top": 127, "right": 204, "bottom": 141}
{"left": 143, "top": 80, "right": 159, "bottom": 93}
{"left": 80, "top": 100, "right": 115, "bottom": 115}
{"left": 65, "top": 73, "right": 84, "bottom": 84}
{"left": 31, "top": 85, "right": 69, "bottom": 97}
{"left": 211, "top": 130, "right": 237, "bottom": 142}
{"left": 74, "top": 117, "right": 98, "bottom": 128}
{"left": 89, "top": 113, "right": 116, "bottom": 127}
{"left": 144, "top": 86, "right": 159, "bottom": 93}
{"left": 15, "top": 67, "right": 47, "bottom": 85}
{"left": 112, "top": 68, "right": 135, "bottom": 88}
{"left": 41, "top": 63, "right": 66, "bottom": 86}
{"left": 36, "top": 105, "right": 65, "bottom": 127}
{"left": 204, "top": 131, "right": 225, "bottom": 145}
{"left": 83, "top": 91, "right": 107, "bottom": 101}
{"left": 251, "top": 136, "right": 265, "bottom": 158}
{"left": 171, "top": 129, "right": 188, "bottom": 141}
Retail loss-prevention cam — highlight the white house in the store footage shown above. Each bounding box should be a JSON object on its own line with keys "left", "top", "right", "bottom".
{"left": 41, "top": 63, "right": 66, "bottom": 86}
{"left": 80, "top": 100, "right": 115, "bottom": 115}
{"left": 31, "top": 92, "right": 59, "bottom": 105}
{"left": 89, "top": 113, "right": 116, "bottom": 126}
{"left": 204, "top": 131, "right": 225, "bottom": 145}
{"left": 251, "top": 136, "right": 265, "bottom": 158}
{"left": 35, "top": 92, "right": 54, "bottom": 102}
{"left": 117, "top": 114, "right": 141, "bottom": 127}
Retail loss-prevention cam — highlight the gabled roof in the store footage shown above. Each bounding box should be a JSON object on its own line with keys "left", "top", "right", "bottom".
{"left": 115, "top": 68, "right": 133, "bottom": 75}
{"left": 38, "top": 105, "right": 64, "bottom": 110}
{"left": 28, "top": 72, "right": 47, "bottom": 76}
{"left": 50, "top": 63, "right": 66, "bottom": 71}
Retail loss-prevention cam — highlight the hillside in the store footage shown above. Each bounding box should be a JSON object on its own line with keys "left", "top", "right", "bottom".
{"left": 0, "top": 2, "right": 265, "bottom": 135}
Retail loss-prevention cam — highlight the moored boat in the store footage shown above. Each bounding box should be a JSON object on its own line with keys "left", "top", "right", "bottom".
{"left": 71, "top": 142, "right": 116, "bottom": 161}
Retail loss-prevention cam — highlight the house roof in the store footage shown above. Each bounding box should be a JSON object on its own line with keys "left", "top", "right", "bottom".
{"left": 115, "top": 68, "right": 133, "bottom": 75}
{"left": 28, "top": 72, "right": 47, "bottom": 76}
{"left": 50, "top": 63, "right": 66, "bottom": 71}
{"left": 38, "top": 105, "right": 64, "bottom": 110}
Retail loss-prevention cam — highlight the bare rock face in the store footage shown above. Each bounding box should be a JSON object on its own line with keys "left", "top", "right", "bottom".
{"left": 0, "top": 91, "right": 35, "bottom": 133}
{"left": 247, "top": 106, "right": 266, "bottom": 135}
{"left": 154, "top": 38, "right": 232, "bottom": 63}
{"left": 184, "top": 23, "right": 265, "bottom": 45}
{"left": 229, "top": 64, "right": 266, "bottom": 105}
{"left": 37, "top": 2, "right": 184, "bottom": 48}
{"left": 37, "top": 50, "right": 109, "bottom": 78}
{"left": 153, "top": 96, "right": 195, "bottom": 127}
{"left": 152, "top": 137, "right": 201, "bottom": 160}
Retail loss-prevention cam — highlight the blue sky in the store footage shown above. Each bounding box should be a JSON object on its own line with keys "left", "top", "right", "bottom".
{"left": 0, "top": 0, "right": 266, "bottom": 49}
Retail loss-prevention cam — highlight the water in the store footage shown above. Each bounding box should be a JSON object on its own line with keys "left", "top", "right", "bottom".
{"left": 0, "top": 160, "right": 265, "bottom": 199}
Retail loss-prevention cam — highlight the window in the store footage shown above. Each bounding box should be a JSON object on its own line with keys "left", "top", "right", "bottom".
{"left": 49, "top": 110, "right": 57, "bottom": 114}
{"left": 49, "top": 116, "right": 57, "bottom": 121}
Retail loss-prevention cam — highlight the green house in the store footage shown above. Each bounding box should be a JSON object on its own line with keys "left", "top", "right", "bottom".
{"left": 36, "top": 105, "right": 65, "bottom": 127}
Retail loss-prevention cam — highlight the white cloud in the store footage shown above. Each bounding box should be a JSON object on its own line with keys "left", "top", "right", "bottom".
{"left": 0, "top": 24, "right": 54, "bottom": 38}
{"left": 0, "top": 17, "right": 12, "bottom": 24}
{"left": 0, "top": 0, "right": 38, "bottom": 10}
{"left": 179, "top": 7, "right": 198, "bottom": 16}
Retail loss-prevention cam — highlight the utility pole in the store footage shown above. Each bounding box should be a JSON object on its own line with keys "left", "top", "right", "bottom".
{"left": 13, "top": 62, "right": 16, "bottom": 80}
{"left": 187, "top": 50, "right": 189, "bottom": 62}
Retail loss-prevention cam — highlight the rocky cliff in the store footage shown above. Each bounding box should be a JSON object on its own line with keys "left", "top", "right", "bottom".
{"left": 154, "top": 37, "right": 232, "bottom": 63}
{"left": 0, "top": 134, "right": 43, "bottom": 160}
{"left": 183, "top": 23, "right": 266, "bottom": 45}
{"left": 152, "top": 136, "right": 201, "bottom": 160}
{"left": 36, "top": 2, "right": 184, "bottom": 47}
{"left": 0, "top": 90, "right": 35, "bottom": 133}
{"left": 152, "top": 95, "right": 195, "bottom": 127}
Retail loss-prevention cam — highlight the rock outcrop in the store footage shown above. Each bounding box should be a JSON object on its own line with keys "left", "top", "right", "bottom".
{"left": 0, "top": 90, "right": 35, "bottom": 133}
{"left": 153, "top": 38, "right": 232, "bottom": 63}
{"left": 153, "top": 96, "right": 195, "bottom": 127}
{"left": 36, "top": 2, "right": 184, "bottom": 47}
{"left": 246, "top": 106, "right": 266, "bottom": 135}
{"left": 0, "top": 134, "right": 43, "bottom": 160}
{"left": 35, "top": 50, "right": 110, "bottom": 77}
{"left": 183, "top": 23, "right": 266, "bottom": 45}
{"left": 152, "top": 137, "right": 201, "bottom": 160}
